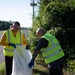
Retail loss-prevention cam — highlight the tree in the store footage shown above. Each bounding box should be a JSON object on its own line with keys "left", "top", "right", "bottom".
{"left": 0, "top": 20, "right": 12, "bottom": 30}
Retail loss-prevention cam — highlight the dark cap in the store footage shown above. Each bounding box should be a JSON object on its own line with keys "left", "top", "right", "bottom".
{"left": 13, "top": 21, "right": 20, "bottom": 26}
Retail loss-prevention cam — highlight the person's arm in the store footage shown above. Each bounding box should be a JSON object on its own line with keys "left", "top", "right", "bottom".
{"left": 22, "top": 34, "right": 28, "bottom": 46}
{"left": 32, "top": 38, "right": 48, "bottom": 60}
{"left": 0, "top": 31, "right": 16, "bottom": 48}
{"left": 28, "top": 38, "right": 48, "bottom": 68}
{"left": 32, "top": 49, "right": 40, "bottom": 61}
{"left": 22, "top": 34, "right": 30, "bottom": 49}
{"left": 0, "top": 31, "right": 9, "bottom": 46}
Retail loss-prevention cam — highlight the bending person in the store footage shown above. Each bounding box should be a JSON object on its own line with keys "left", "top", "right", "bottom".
{"left": 28, "top": 28, "right": 65, "bottom": 75}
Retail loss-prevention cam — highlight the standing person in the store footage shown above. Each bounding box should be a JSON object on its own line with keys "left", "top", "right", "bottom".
{"left": 28, "top": 28, "right": 65, "bottom": 75}
{"left": 0, "top": 21, "right": 28, "bottom": 75}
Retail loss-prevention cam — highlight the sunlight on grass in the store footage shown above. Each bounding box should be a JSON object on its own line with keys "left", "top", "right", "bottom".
{"left": 0, "top": 62, "right": 5, "bottom": 71}
{"left": 32, "top": 58, "right": 48, "bottom": 75}
{"left": 0, "top": 62, "right": 5, "bottom": 75}
{"left": 0, "top": 57, "right": 75, "bottom": 75}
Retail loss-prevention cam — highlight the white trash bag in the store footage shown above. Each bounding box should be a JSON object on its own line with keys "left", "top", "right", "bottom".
{"left": 11, "top": 45, "right": 32, "bottom": 75}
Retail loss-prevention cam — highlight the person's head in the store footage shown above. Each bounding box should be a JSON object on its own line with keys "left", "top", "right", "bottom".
{"left": 11, "top": 21, "right": 20, "bottom": 31}
{"left": 36, "top": 28, "right": 46, "bottom": 39}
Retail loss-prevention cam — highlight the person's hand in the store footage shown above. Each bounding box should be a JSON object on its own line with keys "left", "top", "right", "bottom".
{"left": 9, "top": 43, "right": 16, "bottom": 48}
{"left": 28, "top": 59, "right": 34, "bottom": 68}
{"left": 26, "top": 46, "right": 30, "bottom": 50}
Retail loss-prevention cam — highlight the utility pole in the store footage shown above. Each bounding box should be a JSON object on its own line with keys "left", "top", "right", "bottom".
{"left": 30, "top": 0, "right": 37, "bottom": 22}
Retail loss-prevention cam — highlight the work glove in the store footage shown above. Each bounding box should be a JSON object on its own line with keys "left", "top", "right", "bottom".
{"left": 26, "top": 46, "right": 30, "bottom": 50}
{"left": 9, "top": 43, "right": 16, "bottom": 48}
{"left": 28, "top": 59, "right": 34, "bottom": 68}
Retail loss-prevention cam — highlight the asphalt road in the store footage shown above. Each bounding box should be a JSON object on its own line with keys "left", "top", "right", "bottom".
{"left": 0, "top": 34, "right": 5, "bottom": 63}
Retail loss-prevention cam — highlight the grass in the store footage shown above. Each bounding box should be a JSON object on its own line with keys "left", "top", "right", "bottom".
{"left": 0, "top": 58, "right": 75, "bottom": 75}
{"left": 0, "top": 62, "right": 5, "bottom": 75}
{"left": 32, "top": 59, "right": 48, "bottom": 75}
{"left": 0, "top": 59, "right": 48, "bottom": 75}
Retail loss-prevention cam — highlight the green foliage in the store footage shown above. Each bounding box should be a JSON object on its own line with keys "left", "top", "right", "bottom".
{"left": 45, "top": 1, "right": 75, "bottom": 59}
{"left": 0, "top": 62, "right": 5, "bottom": 75}
{"left": 32, "top": 0, "right": 75, "bottom": 58}
{"left": 27, "top": 28, "right": 39, "bottom": 52}
{"left": 30, "top": 0, "right": 75, "bottom": 73}
{"left": 64, "top": 59, "right": 75, "bottom": 74}
{"left": 0, "top": 20, "right": 13, "bottom": 30}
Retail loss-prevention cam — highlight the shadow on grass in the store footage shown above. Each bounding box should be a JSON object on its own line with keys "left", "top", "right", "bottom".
{"left": 36, "top": 60, "right": 48, "bottom": 68}
{"left": 33, "top": 69, "right": 48, "bottom": 75}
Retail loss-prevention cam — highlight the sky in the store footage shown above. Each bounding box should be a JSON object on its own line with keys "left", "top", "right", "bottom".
{"left": 0, "top": 0, "right": 35, "bottom": 28}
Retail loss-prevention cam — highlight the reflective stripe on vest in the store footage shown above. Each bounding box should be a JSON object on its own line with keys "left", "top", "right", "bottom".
{"left": 41, "top": 43, "right": 59, "bottom": 53}
{"left": 4, "top": 44, "right": 22, "bottom": 52}
{"left": 41, "top": 34, "right": 60, "bottom": 54}
{"left": 41, "top": 33, "right": 64, "bottom": 63}
{"left": 4, "top": 48, "right": 14, "bottom": 52}
{"left": 7, "top": 30, "right": 22, "bottom": 44}
{"left": 4, "top": 30, "right": 22, "bottom": 52}
{"left": 8, "top": 30, "right": 10, "bottom": 43}
{"left": 44, "top": 49, "right": 62, "bottom": 59}
{"left": 3, "top": 30, "right": 22, "bottom": 56}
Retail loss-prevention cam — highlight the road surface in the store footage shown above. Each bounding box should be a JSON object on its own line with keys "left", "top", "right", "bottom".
{"left": 0, "top": 34, "right": 5, "bottom": 63}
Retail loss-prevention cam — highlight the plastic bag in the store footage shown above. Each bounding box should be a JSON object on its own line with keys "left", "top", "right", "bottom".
{"left": 11, "top": 45, "right": 32, "bottom": 75}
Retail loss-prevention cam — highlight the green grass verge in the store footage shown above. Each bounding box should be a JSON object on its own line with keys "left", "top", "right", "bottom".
{"left": 0, "top": 62, "right": 5, "bottom": 75}
{"left": 0, "top": 59, "right": 74, "bottom": 75}
{"left": 0, "top": 59, "right": 48, "bottom": 75}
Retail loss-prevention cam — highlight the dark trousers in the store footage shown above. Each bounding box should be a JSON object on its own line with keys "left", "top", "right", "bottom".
{"left": 49, "top": 65, "right": 63, "bottom": 75}
{"left": 5, "top": 56, "right": 13, "bottom": 75}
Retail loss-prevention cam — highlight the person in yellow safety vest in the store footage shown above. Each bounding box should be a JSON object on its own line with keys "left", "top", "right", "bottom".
{"left": 0, "top": 21, "right": 29, "bottom": 75}
{"left": 28, "top": 28, "right": 65, "bottom": 75}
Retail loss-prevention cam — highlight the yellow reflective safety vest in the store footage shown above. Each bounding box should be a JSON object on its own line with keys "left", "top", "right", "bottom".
{"left": 41, "top": 33, "right": 64, "bottom": 64}
{"left": 3, "top": 29, "right": 22, "bottom": 56}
